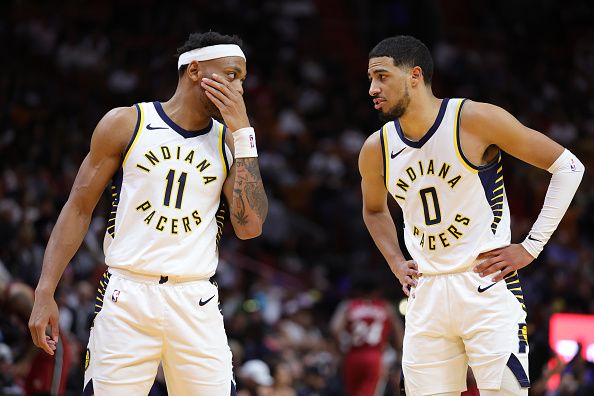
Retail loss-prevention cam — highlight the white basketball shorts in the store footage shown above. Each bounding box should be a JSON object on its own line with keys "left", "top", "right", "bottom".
{"left": 402, "top": 269, "right": 529, "bottom": 395}
{"left": 82, "top": 269, "right": 235, "bottom": 395}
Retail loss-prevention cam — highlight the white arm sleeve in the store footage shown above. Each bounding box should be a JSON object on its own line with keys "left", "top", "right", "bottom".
{"left": 521, "top": 149, "right": 584, "bottom": 258}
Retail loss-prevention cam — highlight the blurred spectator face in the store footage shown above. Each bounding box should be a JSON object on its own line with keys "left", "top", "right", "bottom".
{"left": 0, "top": 343, "right": 15, "bottom": 388}
{"left": 239, "top": 359, "right": 274, "bottom": 389}
{"left": 304, "top": 365, "right": 326, "bottom": 390}
{"left": 0, "top": 343, "right": 12, "bottom": 366}
{"left": 368, "top": 56, "right": 411, "bottom": 120}
{"left": 274, "top": 362, "right": 294, "bottom": 387}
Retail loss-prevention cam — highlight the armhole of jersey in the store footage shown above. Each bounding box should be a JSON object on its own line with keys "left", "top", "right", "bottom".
{"left": 380, "top": 124, "right": 389, "bottom": 188}
{"left": 122, "top": 103, "right": 144, "bottom": 166}
{"left": 219, "top": 123, "right": 230, "bottom": 177}
{"left": 454, "top": 99, "right": 501, "bottom": 173}
{"left": 453, "top": 99, "right": 479, "bottom": 173}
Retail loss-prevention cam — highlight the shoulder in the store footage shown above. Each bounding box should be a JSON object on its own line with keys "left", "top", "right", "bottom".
{"left": 358, "top": 130, "right": 384, "bottom": 173}
{"left": 96, "top": 106, "right": 138, "bottom": 134}
{"left": 364, "top": 129, "right": 382, "bottom": 145}
{"left": 460, "top": 100, "right": 512, "bottom": 132}
{"left": 360, "top": 130, "right": 383, "bottom": 156}
{"left": 91, "top": 106, "right": 138, "bottom": 155}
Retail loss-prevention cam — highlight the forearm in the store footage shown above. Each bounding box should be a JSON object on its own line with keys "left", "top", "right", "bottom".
{"left": 230, "top": 157, "right": 268, "bottom": 239}
{"left": 36, "top": 201, "right": 92, "bottom": 296}
{"left": 521, "top": 149, "right": 584, "bottom": 257}
{"left": 363, "top": 208, "right": 406, "bottom": 268}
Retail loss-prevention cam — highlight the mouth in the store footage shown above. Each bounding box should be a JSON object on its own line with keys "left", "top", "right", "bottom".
{"left": 373, "top": 98, "right": 387, "bottom": 110}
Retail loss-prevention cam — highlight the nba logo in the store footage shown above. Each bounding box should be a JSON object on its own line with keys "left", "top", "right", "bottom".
{"left": 112, "top": 290, "right": 120, "bottom": 302}
{"left": 570, "top": 159, "right": 576, "bottom": 172}
{"left": 249, "top": 135, "right": 254, "bottom": 148}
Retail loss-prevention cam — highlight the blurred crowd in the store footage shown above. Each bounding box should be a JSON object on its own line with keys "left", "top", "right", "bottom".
{"left": 1, "top": 0, "right": 593, "bottom": 395}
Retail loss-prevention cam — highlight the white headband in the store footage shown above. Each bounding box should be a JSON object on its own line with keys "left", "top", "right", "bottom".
{"left": 177, "top": 44, "right": 246, "bottom": 68}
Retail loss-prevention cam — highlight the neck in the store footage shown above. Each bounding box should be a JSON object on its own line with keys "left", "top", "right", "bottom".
{"left": 161, "top": 82, "right": 212, "bottom": 131}
{"left": 398, "top": 89, "right": 441, "bottom": 141}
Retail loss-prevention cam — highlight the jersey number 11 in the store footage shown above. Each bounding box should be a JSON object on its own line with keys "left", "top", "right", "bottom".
{"left": 164, "top": 169, "right": 187, "bottom": 209}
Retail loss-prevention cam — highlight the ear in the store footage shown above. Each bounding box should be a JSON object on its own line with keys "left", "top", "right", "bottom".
{"left": 410, "top": 66, "right": 424, "bottom": 87}
{"left": 186, "top": 61, "right": 202, "bottom": 82}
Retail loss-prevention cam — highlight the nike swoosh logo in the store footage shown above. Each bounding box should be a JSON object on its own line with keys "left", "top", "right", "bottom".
{"left": 146, "top": 123, "right": 168, "bottom": 130}
{"left": 199, "top": 295, "right": 216, "bottom": 306}
{"left": 477, "top": 283, "right": 497, "bottom": 293}
{"left": 391, "top": 147, "right": 406, "bottom": 159}
{"left": 527, "top": 235, "right": 542, "bottom": 242}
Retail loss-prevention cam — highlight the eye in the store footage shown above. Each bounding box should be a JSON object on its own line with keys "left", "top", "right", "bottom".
{"left": 227, "top": 71, "right": 237, "bottom": 80}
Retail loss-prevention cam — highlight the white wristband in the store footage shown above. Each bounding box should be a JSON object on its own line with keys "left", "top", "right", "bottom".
{"left": 233, "top": 127, "right": 258, "bottom": 158}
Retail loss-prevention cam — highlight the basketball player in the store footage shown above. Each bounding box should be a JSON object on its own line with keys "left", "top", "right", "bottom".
{"left": 28, "top": 31, "right": 268, "bottom": 395}
{"left": 360, "top": 36, "right": 584, "bottom": 395}
{"left": 330, "top": 276, "right": 404, "bottom": 396}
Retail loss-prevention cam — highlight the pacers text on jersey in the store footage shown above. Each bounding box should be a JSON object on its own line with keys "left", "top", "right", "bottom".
{"left": 133, "top": 145, "right": 219, "bottom": 235}
{"left": 391, "top": 158, "right": 472, "bottom": 251}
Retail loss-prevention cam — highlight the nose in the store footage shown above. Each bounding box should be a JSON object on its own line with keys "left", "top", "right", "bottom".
{"left": 233, "top": 80, "right": 244, "bottom": 96}
{"left": 369, "top": 80, "right": 380, "bottom": 97}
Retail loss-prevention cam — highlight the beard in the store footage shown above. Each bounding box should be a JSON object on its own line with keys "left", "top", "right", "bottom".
{"left": 378, "top": 84, "right": 410, "bottom": 123}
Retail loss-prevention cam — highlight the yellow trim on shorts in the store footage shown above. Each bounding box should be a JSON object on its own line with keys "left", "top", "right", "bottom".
{"left": 122, "top": 103, "right": 145, "bottom": 166}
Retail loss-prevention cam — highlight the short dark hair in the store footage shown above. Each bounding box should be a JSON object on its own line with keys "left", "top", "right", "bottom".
{"left": 369, "top": 36, "right": 433, "bottom": 85}
{"left": 176, "top": 31, "right": 243, "bottom": 77}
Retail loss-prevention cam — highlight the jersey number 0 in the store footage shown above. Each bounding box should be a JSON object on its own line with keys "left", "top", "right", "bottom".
{"left": 419, "top": 187, "right": 442, "bottom": 225}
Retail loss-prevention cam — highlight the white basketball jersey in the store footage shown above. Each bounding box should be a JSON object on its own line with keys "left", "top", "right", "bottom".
{"left": 381, "top": 98, "right": 511, "bottom": 274}
{"left": 104, "top": 102, "right": 233, "bottom": 278}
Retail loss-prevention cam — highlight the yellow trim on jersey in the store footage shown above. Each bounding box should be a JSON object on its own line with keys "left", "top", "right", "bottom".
{"left": 382, "top": 124, "right": 389, "bottom": 188}
{"left": 122, "top": 103, "right": 145, "bottom": 166}
{"left": 218, "top": 123, "right": 227, "bottom": 178}
{"left": 453, "top": 100, "right": 478, "bottom": 173}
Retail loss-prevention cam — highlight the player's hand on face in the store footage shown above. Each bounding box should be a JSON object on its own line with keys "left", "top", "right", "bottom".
{"left": 201, "top": 73, "right": 250, "bottom": 132}
{"left": 28, "top": 294, "right": 60, "bottom": 355}
{"left": 474, "top": 244, "right": 535, "bottom": 282}
{"left": 392, "top": 259, "right": 421, "bottom": 297}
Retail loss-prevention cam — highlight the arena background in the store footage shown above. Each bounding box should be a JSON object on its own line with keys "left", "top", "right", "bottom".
{"left": 1, "top": 0, "right": 593, "bottom": 394}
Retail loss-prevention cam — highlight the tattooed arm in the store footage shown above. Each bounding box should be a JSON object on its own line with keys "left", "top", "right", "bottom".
{"left": 200, "top": 69, "right": 268, "bottom": 239}
{"left": 223, "top": 156, "right": 268, "bottom": 239}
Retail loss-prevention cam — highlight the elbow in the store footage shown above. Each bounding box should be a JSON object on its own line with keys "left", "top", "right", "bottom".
{"left": 235, "top": 223, "right": 263, "bottom": 240}
{"left": 362, "top": 207, "right": 377, "bottom": 223}
{"left": 363, "top": 205, "right": 384, "bottom": 218}
{"left": 64, "top": 197, "right": 93, "bottom": 221}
